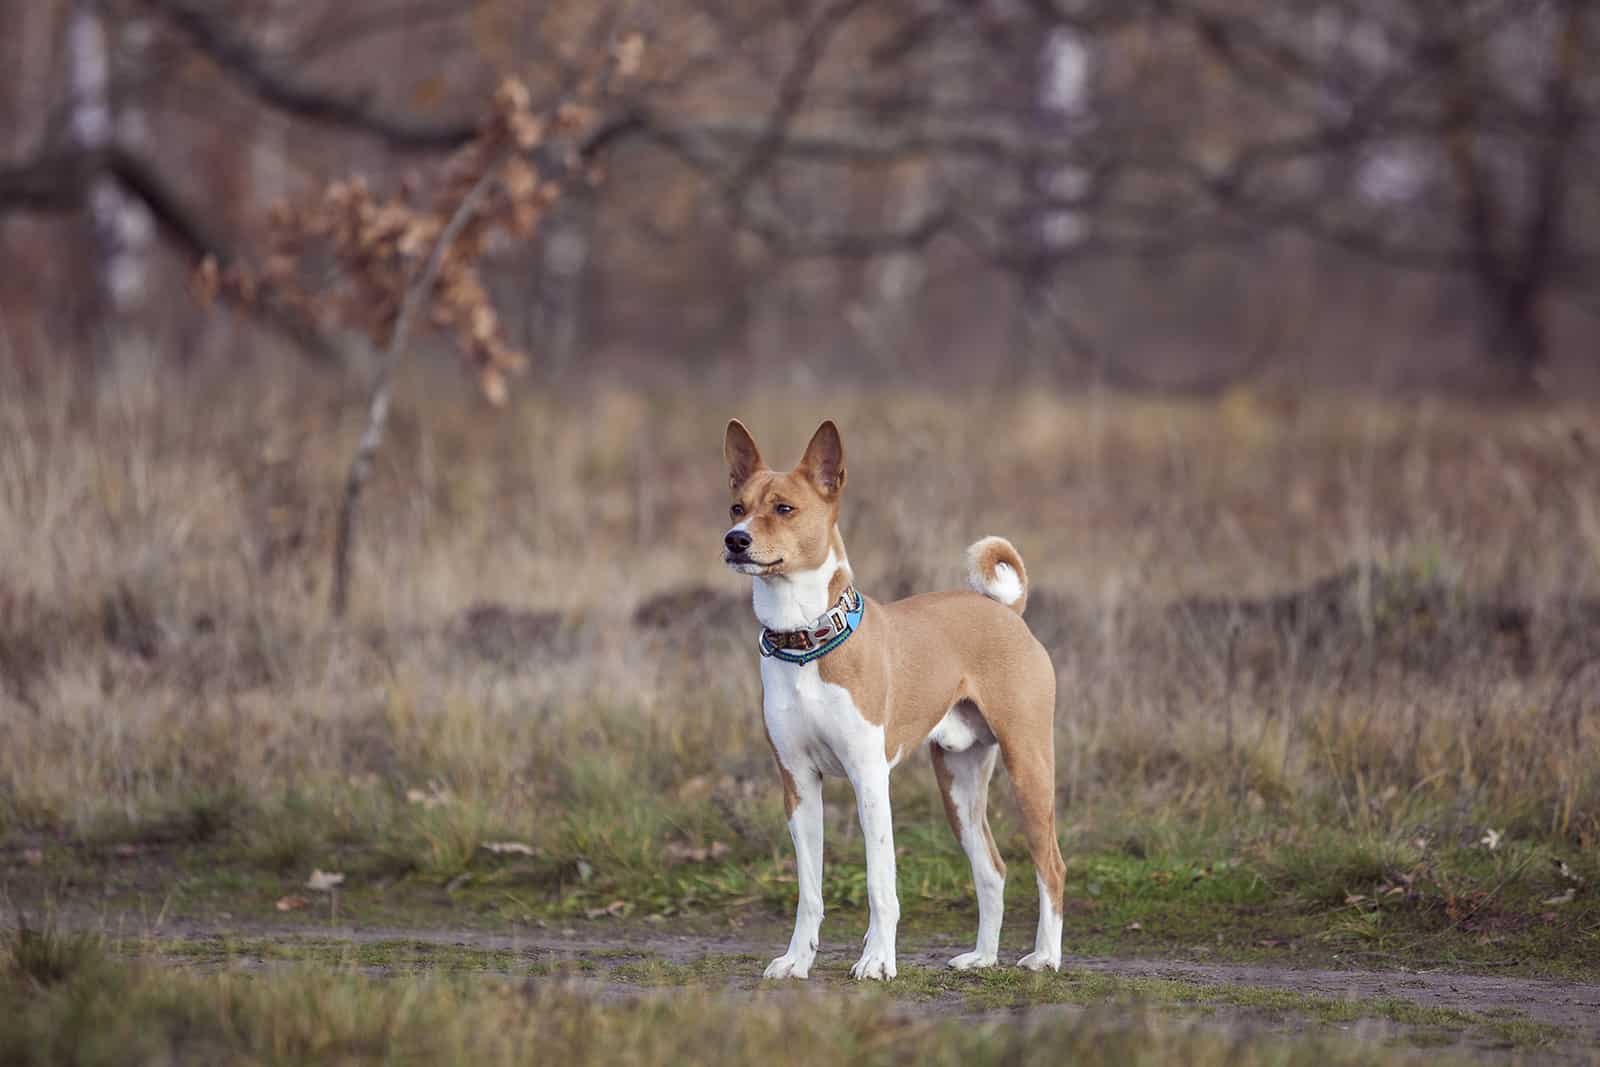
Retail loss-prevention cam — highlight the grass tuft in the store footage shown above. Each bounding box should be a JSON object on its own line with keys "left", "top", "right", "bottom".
{"left": 3, "top": 921, "right": 105, "bottom": 989}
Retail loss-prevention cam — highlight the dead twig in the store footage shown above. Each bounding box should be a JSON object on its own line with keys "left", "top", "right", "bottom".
{"left": 329, "top": 168, "right": 499, "bottom": 619}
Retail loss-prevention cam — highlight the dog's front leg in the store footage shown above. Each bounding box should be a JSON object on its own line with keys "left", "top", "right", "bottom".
{"left": 765, "top": 768, "right": 824, "bottom": 979}
{"left": 848, "top": 764, "right": 898, "bottom": 980}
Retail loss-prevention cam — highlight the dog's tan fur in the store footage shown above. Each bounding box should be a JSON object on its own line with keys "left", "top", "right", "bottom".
{"left": 818, "top": 593, "right": 1065, "bottom": 906}
{"left": 724, "top": 419, "right": 1065, "bottom": 977}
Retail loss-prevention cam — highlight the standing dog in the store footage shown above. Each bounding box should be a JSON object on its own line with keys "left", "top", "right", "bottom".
{"left": 722, "top": 419, "right": 1064, "bottom": 981}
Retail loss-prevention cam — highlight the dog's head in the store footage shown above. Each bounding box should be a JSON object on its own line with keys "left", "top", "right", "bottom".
{"left": 722, "top": 419, "right": 846, "bottom": 577}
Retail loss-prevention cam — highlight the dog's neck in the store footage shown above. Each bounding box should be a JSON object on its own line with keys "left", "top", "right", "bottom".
{"left": 751, "top": 533, "right": 853, "bottom": 632}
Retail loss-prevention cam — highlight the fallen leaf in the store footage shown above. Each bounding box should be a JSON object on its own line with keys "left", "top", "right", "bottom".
{"left": 112, "top": 843, "right": 146, "bottom": 858}
{"left": 664, "top": 840, "right": 731, "bottom": 866}
{"left": 21, "top": 848, "right": 43, "bottom": 867}
{"left": 1479, "top": 828, "right": 1503, "bottom": 851}
{"left": 674, "top": 775, "right": 714, "bottom": 803}
{"left": 1256, "top": 938, "right": 1287, "bottom": 947}
{"left": 406, "top": 781, "right": 452, "bottom": 810}
{"left": 1384, "top": 885, "right": 1406, "bottom": 897}
{"left": 1344, "top": 893, "right": 1367, "bottom": 906}
{"left": 1543, "top": 888, "right": 1576, "bottom": 906}
{"left": 306, "top": 869, "right": 345, "bottom": 892}
{"left": 1552, "top": 859, "right": 1585, "bottom": 885}
{"left": 1124, "top": 921, "right": 1142, "bottom": 932}
{"left": 276, "top": 895, "right": 309, "bottom": 911}
{"left": 585, "top": 899, "right": 627, "bottom": 919}
{"left": 482, "top": 841, "right": 536, "bottom": 856}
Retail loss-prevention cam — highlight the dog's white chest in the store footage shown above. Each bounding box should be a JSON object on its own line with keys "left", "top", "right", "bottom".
{"left": 761, "top": 658, "right": 888, "bottom": 779}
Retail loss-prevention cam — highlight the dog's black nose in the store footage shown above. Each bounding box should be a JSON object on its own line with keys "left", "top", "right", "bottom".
{"left": 725, "top": 529, "right": 753, "bottom": 554}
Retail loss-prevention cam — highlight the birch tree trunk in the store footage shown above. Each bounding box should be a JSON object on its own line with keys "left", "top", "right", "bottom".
{"left": 248, "top": 0, "right": 292, "bottom": 205}
{"left": 528, "top": 202, "right": 590, "bottom": 379}
{"left": 851, "top": 160, "right": 931, "bottom": 368}
{"left": 69, "top": 0, "right": 153, "bottom": 349}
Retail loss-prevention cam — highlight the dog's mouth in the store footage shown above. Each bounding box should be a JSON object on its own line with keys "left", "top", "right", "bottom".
{"left": 725, "top": 552, "right": 784, "bottom": 575}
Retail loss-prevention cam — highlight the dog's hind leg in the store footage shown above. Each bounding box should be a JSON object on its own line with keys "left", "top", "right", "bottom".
{"left": 1000, "top": 724, "right": 1065, "bottom": 971}
{"left": 932, "top": 740, "right": 1006, "bottom": 969}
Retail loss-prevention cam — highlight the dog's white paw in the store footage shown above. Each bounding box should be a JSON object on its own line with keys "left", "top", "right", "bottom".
{"left": 1016, "top": 950, "right": 1061, "bottom": 972}
{"left": 763, "top": 953, "right": 813, "bottom": 980}
{"left": 763, "top": 954, "right": 812, "bottom": 980}
{"left": 849, "top": 946, "right": 897, "bottom": 981}
{"left": 948, "top": 950, "right": 998, "bottom": 971}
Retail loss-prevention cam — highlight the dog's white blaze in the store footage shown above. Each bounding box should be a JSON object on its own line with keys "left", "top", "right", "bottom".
{"left": 726, "top": 520, "right": 774, "bottom": 576}
{"left": 754, "top": 547, "right": 896, "bottom": 980}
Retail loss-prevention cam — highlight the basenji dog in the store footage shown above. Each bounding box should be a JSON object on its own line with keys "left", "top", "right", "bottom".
{"left": 722, "top": 419, "right": 1064, "bottom": 981}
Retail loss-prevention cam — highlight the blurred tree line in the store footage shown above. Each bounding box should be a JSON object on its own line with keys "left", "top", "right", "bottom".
{"left": 2, "top": 0, "right": 1597, "bottom": 392}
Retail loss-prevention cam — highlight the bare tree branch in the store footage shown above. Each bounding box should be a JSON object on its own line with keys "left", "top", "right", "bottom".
{"left": 1, "top": 141, "right": 343, "bottom": 362}
{"left": 147, "top": 0, "right": 480, "bottom": 150}
{"left": 724, "top": 0, "right": 872, "bottom": 199}
{"left": 288, "top": 0, "right": 485, "bottom": 63}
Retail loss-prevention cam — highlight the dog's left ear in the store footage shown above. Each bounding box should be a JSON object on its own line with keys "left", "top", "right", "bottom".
{"left": 798, "top": 420, "right": 846, "bottom": 498}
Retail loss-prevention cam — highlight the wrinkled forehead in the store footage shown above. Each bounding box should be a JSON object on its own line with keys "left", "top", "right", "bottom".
{"left": 731, "top": 469, "right": 823, "bottom": 505}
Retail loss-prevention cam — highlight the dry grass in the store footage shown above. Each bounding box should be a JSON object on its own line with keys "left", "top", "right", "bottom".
{"left": 1, "top": 349, "right": 1597, "bottom": 865}
{"left": 4, "top": 923, "right": 1511, "bottom": 1067}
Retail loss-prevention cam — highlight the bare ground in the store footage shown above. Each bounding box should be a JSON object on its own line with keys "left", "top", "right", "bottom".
{"left": 52, "top": 912, "right": 1600, "bottom": 1048}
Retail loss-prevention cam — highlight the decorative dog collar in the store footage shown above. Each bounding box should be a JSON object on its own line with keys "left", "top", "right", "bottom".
{"left": 759, "top": 585, "right": 865, "bottom": 664}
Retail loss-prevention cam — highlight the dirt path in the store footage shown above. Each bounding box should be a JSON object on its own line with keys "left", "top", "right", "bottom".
{"left": 71, "top": 913, "right": 1600, "bottom": 1042}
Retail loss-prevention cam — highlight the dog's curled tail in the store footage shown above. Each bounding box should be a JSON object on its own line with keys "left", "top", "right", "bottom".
{"left": 966, "top": 536, "right": 1029, "bottom": 616}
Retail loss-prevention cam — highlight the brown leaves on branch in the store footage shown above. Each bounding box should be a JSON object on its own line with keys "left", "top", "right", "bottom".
{"left": 197, "top": 32, "right": 644, "bottom": 404}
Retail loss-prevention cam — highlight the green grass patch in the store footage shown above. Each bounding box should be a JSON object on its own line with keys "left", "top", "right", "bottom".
{"left": 8, "top": 789, "right": 1596, "bottom": 980}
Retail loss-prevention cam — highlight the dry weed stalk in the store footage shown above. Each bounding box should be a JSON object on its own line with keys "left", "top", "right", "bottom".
{"left": 197, "top": 33, "right": 645, "bottom": 618}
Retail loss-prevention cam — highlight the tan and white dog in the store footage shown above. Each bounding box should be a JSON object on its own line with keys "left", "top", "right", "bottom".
{"left": 722, "top": 419, "right": 1064, "bottom": 981}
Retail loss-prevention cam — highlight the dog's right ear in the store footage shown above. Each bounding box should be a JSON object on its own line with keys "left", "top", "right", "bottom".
{"left": 724, "top": 419, "right": 766, "bottom": 489}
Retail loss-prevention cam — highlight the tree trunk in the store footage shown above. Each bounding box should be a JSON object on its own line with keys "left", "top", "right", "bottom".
{"left": 68, "top": 0, "right": 152, "bottom": 349}
{"left": 527, "top": 201, "right": 590, "bottom": 380}
{"left": 1484, "top": 283, "right": 1547, "bottom": 392}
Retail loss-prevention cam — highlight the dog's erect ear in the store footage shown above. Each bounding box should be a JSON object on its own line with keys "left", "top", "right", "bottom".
{"left": 797, "top": 420, "right": 846, "bottom": 498}
{"left": 724, "top": 419, "right": 766, "bottom": 489}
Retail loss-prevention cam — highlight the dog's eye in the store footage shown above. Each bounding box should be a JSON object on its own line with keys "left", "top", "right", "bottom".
{"left": 730, "top": 503, "right": 745, "bottom": 517}
{"left": 774, "top": 503, "right": 794, "bottom": 515}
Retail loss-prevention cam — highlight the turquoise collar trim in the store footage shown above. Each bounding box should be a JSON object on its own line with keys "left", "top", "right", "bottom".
{"left": 759, "top": 586, "right": 864, "bottom": 664}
